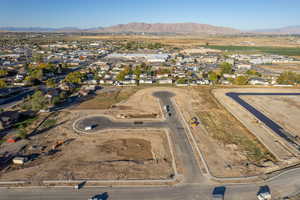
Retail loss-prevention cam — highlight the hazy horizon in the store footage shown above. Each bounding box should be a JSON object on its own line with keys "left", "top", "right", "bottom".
{"left": 0, "top": 0, "right": 300, "bottom": 30}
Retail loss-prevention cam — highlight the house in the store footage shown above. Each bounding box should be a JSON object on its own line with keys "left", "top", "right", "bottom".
{"left": 236, "top": 64, "right": 251, "bottom": 70}
{"left": 139, "top": 79, "right": 154, "bottom": 84}
{"left": 196, "top": 79, "right": 210, "bottom": 85}
{"left": 158, "top": 79, "right": 173, "bottom": 84}
{"left": 248, "top": 78, "right": 269, "bottom": 85}
{"left": 59, "top": 82, "right": 76, "bottom": 91}
{"left": 223, "top": 74, "right": 236, "bottom": 79}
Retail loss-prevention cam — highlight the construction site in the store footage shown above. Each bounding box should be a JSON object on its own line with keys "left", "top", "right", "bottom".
{"left": 1, "top": 86, "right": 300, "bottom": 184}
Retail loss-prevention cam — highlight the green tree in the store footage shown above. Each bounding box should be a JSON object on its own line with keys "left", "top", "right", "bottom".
{"left": 234, "top": 76, "right": 248, "bottom": 85}
{"left": 116, "top": 71, "right": 126, "bottom": 81}
{"left": 64, "top": 72, "right": 84, "bottom": 84}
{"left": 277, "top": 71, "right": 299, "bottom": 85}
{"left": 0, "top": 69, "right": 8, "bottom": 77}
{"left": 0, "top": 79, "right": 7, "bottom": 88}
{"left": 30, "top": 90, "right": 48, "bottom": 111}
{"left": 46, "top": 78, "right": 56, "bottom": 88}
{"left": 133, "top": 67, "right": 142, "bottom": 80}
{"left": 17, "top": 126, "right": 27, "bottom": 139}
{"left": 220, "top": 62, "right": 233, "bottom": 75}
{"left": 30, "top": 69, "right": 43, "bottom": 80}
{"left": 246, "top": 70, "right": 261, "bottom": 77}
{"left": 208, "top": 71, "right": 218, "bottom": 83}
{"left": 177, "top": 78, "right": 188, "bottom": 84}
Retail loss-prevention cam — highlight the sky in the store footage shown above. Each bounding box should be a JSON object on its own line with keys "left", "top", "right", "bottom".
{"left": 0, "top": 0, "right": 299, "bottom": 30}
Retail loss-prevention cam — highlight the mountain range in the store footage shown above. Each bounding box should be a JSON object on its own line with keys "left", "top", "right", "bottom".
{"left": 0, "top": 23, "right": 299, "bottom": 35}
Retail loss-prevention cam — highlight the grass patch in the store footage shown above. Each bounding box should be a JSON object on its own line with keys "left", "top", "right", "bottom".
{"left": 40, "top": 119, "right": 57, "bottom": 129}
{"left": 204, "top": 45, "right": 300, "bottom": 56}
{"left": 195, "top": 88, "right": 274, "bottom": 163}
{"left": 14, "top": 116, "right": 38, "bottom": 128}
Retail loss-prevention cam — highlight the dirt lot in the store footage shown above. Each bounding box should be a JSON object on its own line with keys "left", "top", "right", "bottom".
{"left": 241, "top": 95, "right": 300, "bottom": 138}
{"left": 73, "top": 87, "right": 162, "bottom": 119}
{"left": 258, "top": 64, "right": 300, "bottom": 73}
{"left": 111, "top": 86, "right": 276, "bottom": 177}
{"left": 214, "top": 88, "right": 300, "bottom": 162}
{"left": 0, "top": 111, "right": 174, "bottom": 181}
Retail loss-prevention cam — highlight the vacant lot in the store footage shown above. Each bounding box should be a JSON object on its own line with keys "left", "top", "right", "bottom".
{"left": 0, "top": 128, "right": 174, "bottom": 181}
{"left": 74, "top": 87, "right": 142, "bottom": 110}
{"left": 258, "top": 64, "right": 300, "bottom": 73}
{"left": 175, "top": 87, "right": 275, "bottom": 177}
{"left": 241, "top": 95, "right": 300, "bottom": 138}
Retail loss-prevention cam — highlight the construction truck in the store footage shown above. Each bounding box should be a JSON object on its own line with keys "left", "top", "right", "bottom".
{"left": 190, "top": 117, "right": 199, "bottom": 128}
{"left": 257, "top": 186, "right": 271, "bottom": 200}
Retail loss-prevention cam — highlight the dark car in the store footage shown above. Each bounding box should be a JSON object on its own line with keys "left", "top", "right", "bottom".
{"left": 212, "top": 186, "right": 226, "bottom": 200}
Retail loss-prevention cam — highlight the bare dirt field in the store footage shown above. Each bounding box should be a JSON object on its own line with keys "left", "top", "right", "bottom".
{"left": 110, "top": 86, "right": 276, "bottom": 177}
{"left": 258, "top": 64, "right": 300, "bottom": 73}
{"left": 213, "top": 88, "right": 300, "bottom": 164}
{"left": 73, "top": 87, "right": 162, "bottom": 119}
{"left": 0, "top": 111, "right": 174, "bottom": 181}
{"left": 241, "top": 95, "right": 300, "bottom": 138}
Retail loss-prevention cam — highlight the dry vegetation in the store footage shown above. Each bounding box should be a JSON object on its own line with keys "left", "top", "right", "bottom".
{"left": 74, "top": 87, "right": 143, "bottom": 110}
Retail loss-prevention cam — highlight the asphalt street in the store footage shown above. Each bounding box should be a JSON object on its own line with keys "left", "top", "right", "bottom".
{"left": 226, "top": 92, "right": 300, "bottom": 151}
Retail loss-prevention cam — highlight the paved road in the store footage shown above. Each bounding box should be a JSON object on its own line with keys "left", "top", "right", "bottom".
{"left": 0, "top": 88, "right": 34, "bottom": 109}
{"left": 2, "top": 91, "right": 300, "bottom": 199}
{"left": 226, "top": 92, "right": 300, "bottom": 151}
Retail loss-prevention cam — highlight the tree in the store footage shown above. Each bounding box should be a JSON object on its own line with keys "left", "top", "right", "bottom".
{"left": 177, "top": 78, "right": 188, "bottom": 84}
{"left": 30, "top": 69, "right": 43, "bottom": 80}
{"left": 0, "top": 79, "right": 7, "bottom": 88}
{"left": 29, "top": 90, "right": 48, "bottom": 111}
{"left": 0, "top": 69, "right": 8, "bottom": 77}
{"left": 277, "top": 71, "right": 299, "bottom": 85}
{"left": 46, "top": 78, "right": 56, "bottom": 88}
{"left": 246, "top": 70, "right": 261, "bottom": 77}
{"left": 234, "top": 76, "right": 248, "bottom": 85}
{"left": 64, "top": 72, "right": 84, "bottom": 84}
{"left": 116, "top": 71, "right": 126, "bottom": 81}
{"left": 220, "top": 62, "right": 233, "bottom": 75}
{"left": 133, "top": 67, "right": 142, "bottom": 80}
{"left": 17, "top": 126, "right": 27, "bottom": 139}
{"left": 208, "top": 71, "right": 218, "bottom": 83}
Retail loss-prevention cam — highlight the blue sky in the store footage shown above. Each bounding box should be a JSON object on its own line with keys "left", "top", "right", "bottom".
{"left": 0, "top": 0, "right": 299, "bottom": 30}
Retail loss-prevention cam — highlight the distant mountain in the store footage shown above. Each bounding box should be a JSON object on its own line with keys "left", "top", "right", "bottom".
{"left": 0, "top": 23, "right": 240, "bottom": 35}
{"left": 253, "top": 26, "right": 300, "bottom": 35}
{"left": 96, "top": 22, "right": 241, "bottom": 35}
{"left": 0, "top": 26, "right": 102, "bottom": 32}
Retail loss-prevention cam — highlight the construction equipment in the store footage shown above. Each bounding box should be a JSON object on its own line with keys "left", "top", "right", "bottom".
{"left": 190, "top": 117, "right": 199, "bottom": 128}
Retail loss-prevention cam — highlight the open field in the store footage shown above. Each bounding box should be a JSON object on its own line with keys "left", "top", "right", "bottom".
{"left": 0, "top": 119, "right": 174, "bottom": 181}
{"left": 74, "top": 87, "right": 142, "bottom": 110}
{"left": 78, "top": 35, "right": 300, "bottom": 48}
{"left": 241, "top": 95, "right": 300, "bottom": 138}
{"left": 214, "top": 88, "right": 300, "bottom": 163}
{"left": 258, "top": 64, "right": 300, "bottom": 73}
{"left": 205, "top": 45, "right": 300, "bottom": 56}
